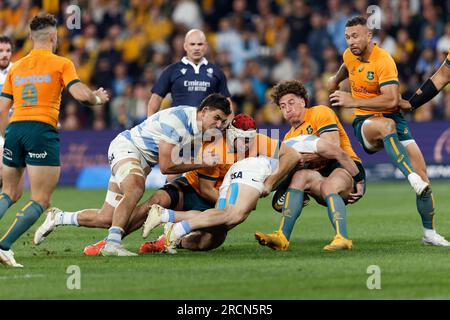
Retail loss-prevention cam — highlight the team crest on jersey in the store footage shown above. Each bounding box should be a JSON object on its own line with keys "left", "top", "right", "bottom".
{"left": 180, "top": 68, "right": 187, "bottom": 75}
{"left": 306, "top": 125, "right": 313, "bottom": 134}
{"left": 206, "top": 68, "right": 213, "bottom": 78}
{"left": 367, "top": 71, "right": 374, "bottom": 80}
{"left": 404, "top": 127, "right": 409, "bottom": 135}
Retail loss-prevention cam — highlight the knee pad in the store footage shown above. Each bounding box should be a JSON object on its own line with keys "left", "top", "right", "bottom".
{"left": 114, "top": 161, "right": 145, "bottom": 185}
{"left": 159, "top": 183, "right": 180, "bottom": 209}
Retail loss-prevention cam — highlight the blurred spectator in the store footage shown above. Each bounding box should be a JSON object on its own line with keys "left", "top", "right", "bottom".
{"left": 111, "top": 62, "right": 132, "bottom": 97}
{"left": 61, "top": 101, "right": 82, "bottom": 131}
{"left": 436, "top": 22, "right": 450, "bottom": 54}
{"left": 308, "top": 10, "right": 332, "bottom": 66}
{"left": 374, "top": 29, "right": 397, "bottom": 57}
{"left": 1, "top": 0, "right": 447, "bottom": 127}
{"left": 284, "top": 0, "right": 311, "bottom": 58}
{"left": 415, "top": 47, "right": 441, "bottom": 80}
{"left": 172, "top": 0, "right": 203, "bottom": 30}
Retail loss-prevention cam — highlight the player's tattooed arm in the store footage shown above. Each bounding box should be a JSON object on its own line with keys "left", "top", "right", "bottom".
{"left": 330, "top": 83, "right": 399, "bottom": 111}
{"left": 328, "top": 63, "right": 348, "bottom": 91}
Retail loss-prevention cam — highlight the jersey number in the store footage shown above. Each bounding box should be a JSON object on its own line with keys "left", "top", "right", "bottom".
{"left": 22, "top": 84, "right": 38, "bottom": 107}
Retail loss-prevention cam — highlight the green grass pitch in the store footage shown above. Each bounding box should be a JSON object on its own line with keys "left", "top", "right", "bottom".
{"left": 0, "top": 181, "right": 449, "bottom": 300}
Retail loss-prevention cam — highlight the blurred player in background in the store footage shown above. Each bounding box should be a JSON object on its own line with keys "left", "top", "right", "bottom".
{"left": 0, "top": 13, "right": 109, "bottom": 267}
{"left": 329, "top": 16, "right": 449, "bottom": 246}
{"left": 255, "top": 80, "right": 365, "bottom": 252}
{"left": 400, "top": 47, "right": 450, "bottom": 111}
{"left": 147, "top": 29, "right": 232, "bottom": 116}
{"left": 34, "top": 93, "right": 231, "bottom": 256}
{"left": 0, "top": 36, "right": 14, "bottom": 188}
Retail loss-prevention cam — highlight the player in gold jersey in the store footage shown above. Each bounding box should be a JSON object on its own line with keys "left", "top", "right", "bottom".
{"left": 255, "top": 80, "right": 365, "bottom": 252}
{"left": 0, "top": 14, "right": 109, "bottom": 267}
{"left": 329, "top": 16, "right": 449, "bottom": 246}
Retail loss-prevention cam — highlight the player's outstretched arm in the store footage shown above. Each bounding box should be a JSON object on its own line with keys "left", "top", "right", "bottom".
{"left": 404, "top": 62, "right": 450, "bottom": 112}
{"left": 0, "top": 96, "right": 13, "bottom": 136}
{"left": 262, "top": 144, "right": 300, "bottom": 197}
{"left": 68, "top": 82, "right": 109, "bottom": 106}
{"left": 328, "top": 63, "right": 349, "bottom": 91}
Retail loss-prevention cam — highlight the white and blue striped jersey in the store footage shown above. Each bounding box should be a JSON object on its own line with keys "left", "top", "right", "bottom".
{"left": 283, "top": 135, "right": 319, "bottom": 154}
{"left": 0, "top": 62, "right": 12, "bottom": 93}
{"left": 120, "top": 106, "right": 200, "bottom": 166}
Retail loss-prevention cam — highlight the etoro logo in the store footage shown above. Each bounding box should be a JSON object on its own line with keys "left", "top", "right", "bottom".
{"left": 28, "top": 151, "right": 48, "bottom": 159}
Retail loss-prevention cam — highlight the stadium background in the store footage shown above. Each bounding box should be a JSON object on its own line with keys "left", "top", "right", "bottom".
{"left": 1, "top": 0, "right": 449, "bottom": 187}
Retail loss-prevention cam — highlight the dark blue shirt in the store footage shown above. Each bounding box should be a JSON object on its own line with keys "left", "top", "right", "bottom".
{"left": 152, "top": 57, "right": 230, "bottom": 107}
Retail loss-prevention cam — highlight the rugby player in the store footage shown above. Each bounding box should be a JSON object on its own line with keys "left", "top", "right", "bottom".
{"left": 34, "top": 93, "right": 231, "bottom": 256}
{"left": 0, "top": 14, "right": 109, "bottom": 267}
{"left": 255, "top": 80, "right": 365, "bottom": 251}
{"left": 329, "top": 16, "right": 449, "bottom": 246}
{"left": 34, "top": 114, "right": 276, "bottom": 254}
{"left": 142, "top": 118, "right": 364, "bottom": 254}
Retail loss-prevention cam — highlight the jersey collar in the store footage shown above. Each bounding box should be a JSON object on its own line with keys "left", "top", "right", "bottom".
{"left": 30, "top": 48, "right": 53, "bottom": 55}
{"left": 181, "top": 56, "right": 208, "bottom": 74}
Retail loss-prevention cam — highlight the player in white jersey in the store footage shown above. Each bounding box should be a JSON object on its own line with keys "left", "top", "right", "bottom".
{"left": 34, "top": 93, "right": 232, "bottom": 256}
{"left": 0, "top": 36, "right": 13, "bottom": 188}
{"left": 143, "top": 133, "right": 363, "bottom": 254}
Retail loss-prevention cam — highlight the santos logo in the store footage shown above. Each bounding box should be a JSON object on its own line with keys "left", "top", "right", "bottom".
{"left": 14, "top": 74, "right": 52, "bottom": 85}
{"left": 28, "top": 151, "right": 48, "bottom": 159}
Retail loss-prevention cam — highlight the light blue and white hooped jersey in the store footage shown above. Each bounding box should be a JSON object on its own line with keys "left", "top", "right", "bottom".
{"left": 120, "top": 106, "right": 200, "bottom": 166}
{"left": 283, "top": 134, "right": 319, "bottom": 154}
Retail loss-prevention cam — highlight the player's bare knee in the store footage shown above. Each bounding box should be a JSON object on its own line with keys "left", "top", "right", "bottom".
{"left": 379, "top": 118, "right": 397, "bottom": 137}
{"left": 320, "top": 181, "right": 336, "bottom": 198}
{"left": 290, "top": 170, "right": 312, "bottom": 190}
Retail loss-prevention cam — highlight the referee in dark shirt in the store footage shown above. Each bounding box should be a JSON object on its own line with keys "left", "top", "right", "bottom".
{"left": 147, "top": 29, "right": 232, "bottom": 116}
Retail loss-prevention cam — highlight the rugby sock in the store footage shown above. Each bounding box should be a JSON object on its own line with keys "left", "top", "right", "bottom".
{"left": 55, "top": 211, "right": 79, "bottom": 226}
{"left": 383, "top": 133, "right": 414, "bottom": 177}
{"left": 170, "top": 221, "right": 191, "bottom": 241}
{"left": 279, "top": 188, "right": 304, "bottom": 240}
{"left": 161, "top": 209, "right": 175, "bottom": 223}
{"left": 0, "top": 200, "right": 44, "bottom": 250}
{"left": 416, "top": 188, "right": 434, "bottom": 230}
{"left": 325, "top": 193, "right": 348, "bottom": 239}
{"left": 0, "top": 193, "right": 13, "bottom": 221}
{"left": 106, "top": 226, "right": 124, "bottom": 246}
